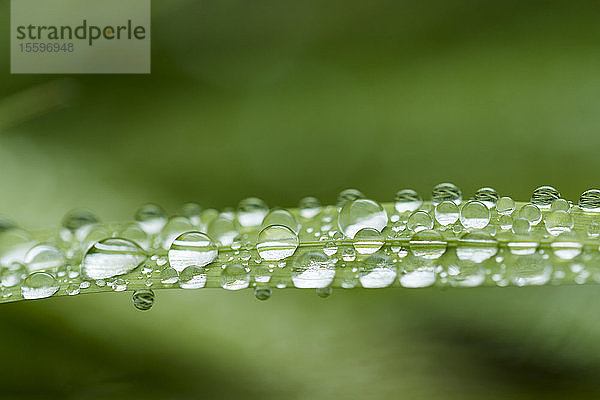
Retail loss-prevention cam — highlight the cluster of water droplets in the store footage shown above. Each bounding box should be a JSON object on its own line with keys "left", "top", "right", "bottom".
{"left": 2, "top": 184, "right": 600, "bottom": 309}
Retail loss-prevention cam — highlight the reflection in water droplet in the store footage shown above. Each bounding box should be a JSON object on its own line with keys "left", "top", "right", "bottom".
{"left": 221, "top": 264, "right": 250, "bottom": 290}
{"left": 394, "top": 189, "right": 422, "bottom": 213}
{"left": 496, "top": 197, "right": 516, "bottom": 215}
{"left": 579, "top": 189, "right": 600, "bottom": 212}
{"left": 24, "top": 244, "right": 65, "bottom": 272}
{"left": 132, "top": 289, "right": 155, "bottom": 311}
{"left": 435, "top": 201, "right": 459, "bottom": 226}
{"left": 21, "top": 272, "right": 59, "bottom": 299}
{"left": 82, "top": 238, "right": 146, "bottom": 279}
{"left": 544, "top": 211, "right": 574, "bottom": 236}
{"left": 299, "top": 197, "right": 322, "bottom": 219}
{"left": 353, "top": 228, "right": 384, "bottom": 255}
{"left": 531, "top": 186, "right": 560, "bottom": 209}
{"left": 337, "top": 189, "right": 365, "bottom": 209}
{"left": 410, "top": 230, "right": 446, "bottom": 259}
{"left": 551, "top": 233, "right": 582, "bottom": 260}
{"left": 167, "top": 232, "right": 218, "bottom": 272}
{"left": 407, "top": 211, "right": 434, "bottom": 232}
{"left": 257, "top": 225, "right": 299, "bottom": 261}
{"left": 292, "top": 251, "right": 335, "bottom": 288}
{"left": 338, "top": 199, "right": 388, "bottom": 238}
{"left": 358, "top": 254, "right": 396, "bottom": 288}
{"left": 254, "top": 286, "right": 272, "bottom": 301}
{"left": 135, "top": 204, "right": 168, "bottom": 235}
{"left": 179, "top": 265, "right": 208, "bottom": 289}
{"left": 507, "top": 253, "right": 551, "bottom": 286}
{"left": 399, "top": 256, "right": 436, "bottom": 288}
{"left": 460, "top": 201, "right": 490, "bottom": 229}
{"left": 456, "top": 231, "right": 497, "bottom": 262}
{"left": 237, "top": 197, "right": 269, "bottom": 228}
{"left": 473, "top": 187, "right": 499, "bottom": 209}
{"left": 431, "top": 183, "right": 462, "bottom": 205}
{"left": 518, "top": 204, "right": 542, "bottom": 226}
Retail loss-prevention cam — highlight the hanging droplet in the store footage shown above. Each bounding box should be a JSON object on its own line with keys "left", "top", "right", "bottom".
{"left": 132, "top": 289, "right": 155, "bottom": 311}
{"left": 550, "top": 232, "right": 582, "bottom": 260}
{"left": 530, "top": 186, "right": 560, "bottom": 209}
{"left": 237, "top": 197, "right": 269, "bottom": 228}
{"left": 431, "top": 183, "right": 462, "bottom": 205}
{"left": 460, "top": 201, "right": 490, "bottom": 229}
{"left": 134, "top": 203, "right": 168, "bottom": 235}
{"left": 24, "top": 244, "right": 65, "bottom": 272}
{"left": 336, "top": 189, "right": 365, "bottom": 209}
{"left": 291, "top": 251, "right": 335, "bottom": 288}
{"left": 496, "top": 197, "right": 516, "bottom": 215}
{"left": 434, "top": 201, "right": 459, "bottom": 226}
{"left": 352, "top": 228, "right": 384, "bottom": 255}
{"left": 82, "top": 238, "right": 146, "bottom": 280}
{"left": 220, "top": 264, "right": 250, "bottom": 290}
{"left": 544, "top": 211, "right": 574, "bottom": 236}
{"left": 394, "top": 189, "right": 422, "bottom": 213}
{"left": 298, "top": 197, "right": 322, "bottom": 219}
{"left": 254, "top": 286, "right": 272, "bottom": 301}
{"left": 579, "top": 189, "right": 600, "bottom": 212}
{"left": 316, "top": 287, "right": 332, "bottom": 298}
{"left": 257, "top": 225, "right": 299, "bottom": 261}
{"left": 407, "top": 210, "right": 434, "bottom": 232}
{"left": 410, "top": 230, "right": 446, "bottom": 259}
{"left": 337, "top": 199, "right": 388, "bottom": 239}
{"left": 167, "top": 232, "right": 218, "bottom": 272}
{"left": 518, "top": 204, "right": 542, "bottom": 226}
{"left": 473, "top": 187, "right": 499, "bottom": 209}
{"left": 179, "top": 265, "right": 208, "bottom": 289}
{"left": 21, "top": 272, "right": 59, "bottom": 299}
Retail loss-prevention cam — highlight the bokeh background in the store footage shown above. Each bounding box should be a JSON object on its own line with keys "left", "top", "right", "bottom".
{"left": 2, "top": 0, "right": 600, "bottom": 398}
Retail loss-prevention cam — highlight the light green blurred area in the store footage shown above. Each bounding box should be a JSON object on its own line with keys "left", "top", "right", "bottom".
{"left": 1, "top": 0, "right": 600, "bottom": 398}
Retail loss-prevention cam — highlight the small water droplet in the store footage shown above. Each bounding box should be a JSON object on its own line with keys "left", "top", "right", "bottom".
{"left": 410, "top": 230, "right": 446, "bottom": 259}
{"left": 341, "top": 247, "right": 356, "bottom": 261}
{"left": 407, "top": 210, "right": 434, "bottom": 232}
{"left": 316, "top": 287, "right": 332, "bottom": 298}
{"left": 358, "top": 254, "right": 396, "bottom": 288}
{"left": 179, "top": 265, "right": 208, "bottom": 289}
{"left": 82, "top": 238, "right": 146, "bottom": 280}
{"left": 299, "top": 197, "right": 322, "bottom": 219}
{"left": 456, "top": 231, "right": 497, "bottom": 262}
{"left": 158, "top": 217, "right": 194, "bottom": 249}
{"left": 21, "top": 272, "right": 59, "bottom": 299}
{"left": 1, "top": 262, "right": 26, "bottom": 287}
{"left": 460, "top": 201, "right": 490, "bottom": 229}
{"left": 167, "top": 231, "right": 218, "bottom": 272}
{"left": 182, "top": 203, "right": 203, "bottom": 225}
{"left": 257, "top": 225, "right": 299, "bottom": 261}
{"left": 24, "top": 243, "right": 65, "bottom": 273}
{"left": 587, "top": 221, "right": 600, "bottom": 238}
{"left": 135, "top": 204, "right": 168, "bottom": 235}
{"left": 530, "top": 186, "right": 560, "bottom": 209}
{"left": 496, "top": 197, "right": 516, "bottom": 215}
{"left": 132, "top": 289, "right": 155, "bottom": 311}
{"left": 352, "top": 228, "right": 384, "bottom": 255}
{"left": 220, "top": 264, "right": 250, "bottom": 290}
{"left": 434, "top": 201, "right": 459, "bottom": 226}
{"left": 579, "top": 189, "right": 600, "bottom": 212}
{"left": 338, "top": 199, "right": 388, "bottom": 239}
{"left": 262, "top": 209, "right": 299, "bottom": 234}
{"left": 512, "top": 218, "right": 531, "bottom": 235}
{"left": 473, "top": 187, "right": 499, "bottom": 208}
{"left": 160, "top": 267, "right": 179, "bottom": 284}
{"left": 254, "top": 286, "right": 272, "bottom": 301}
{"left": 207, "top": 215, "right": 238, "bottom": 246}
{"left": 518, "top": 204, "right": 542, "bottom": 226}
{"left": 337, "top": 189, "right": 365, "bottom": 209}
{"left": 551, "top": 232, "right": 582, "bottom": 260}
{"left": 499, "top": 215, "right": 512, "bottom": 230}
{"left": 394, "top": 189, "right": 422, "bottom": 213}
{"left": 237, "top": 198, "right": 269, "bottom": 228}
{"left": 66, "top": 283, "right": 80, "bottom": 295}
{"left": 550, "top": 198, "right": 570, "bottom": 212}
{"left": 291, "top": 251, "right": 335, "bottom": 288}
{"left": 61, "top": 209, "right": 99, "bottom": 240}
{"left": 544, "top": 210, "right": 574, "bottom": 236}
{"left": 431, "top": 183, "right": 462, "bottom": 205}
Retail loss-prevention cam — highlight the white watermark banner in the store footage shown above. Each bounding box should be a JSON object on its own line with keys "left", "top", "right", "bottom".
{"left": 11, "top": 0, "right": 151, "bottom": 73}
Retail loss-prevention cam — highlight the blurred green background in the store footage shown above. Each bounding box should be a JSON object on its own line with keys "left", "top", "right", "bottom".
{"left": 2, "top": 0, "right": 600, "bottom": 398}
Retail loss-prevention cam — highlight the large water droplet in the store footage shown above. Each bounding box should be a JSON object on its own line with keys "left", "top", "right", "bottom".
{"left": 182, "top": 203, "right": 203, "bottom": 225}
{"left": 167, "top": 232, "right": 218, "bottom": 272}
{"left": 61, "top": 209, "right": 99, "bottom": 241}
{"left": 257, "top": 225, "right": 299, "bottom": 261}
{"left": 473, "top": 187, "right": 499, "bottom": 209}
{"left": 21, "top": 272, "right": 59, "bottom": 299}
{"left": 394, "top": 189, "right": 422, "bottom": 213}
{"left": 179, "top": 265, "right": 208, "bottom": 289}
{"left": 431, "top": 183, "right": 462, "bottom": 205}
{"left": 550, "top": 199, "right": 570, "bottom": 212}
{"left": 434, "top": 201, "right": 459, "bottom": 226}
{"left": 338, "top": 199, "right": 388, "bottom": 239}
{"left": 262, "top": 209, "right": 299, "bottom": 234}
{"left": 579, "top": 189, "right": 600, "bottom": 212}
{"left": 407, "top": 211, "right": 434, "bottom": 232}
{"left": 158, "top": 217, "right": 194, "bottom": 249}
{"left": 207, "top": 215, "right": 238, "bottom": 246}
{"left": 220, "top": 264, "right": 250, "bottom": 290}
{"left": 82, "top": 238, "right": 146, "bottom": 279}
{"left": 24, "top": 244, "right": 65, "bottom": 272}
{"left": 291, "top": 251, "right": 335, "bottom": 288}
{"left": 530, "top": 186, "right": 560, "bottom": 209}
{"left": 0, "top": 229, "right": 34, "bottom": 266}
{"left": 358, "top": 254, "right": 396, "bottom": 288}
{"left": 337, "top": 189, "right": 365, "bottom": 209}
{"left": 298, "top": 197, "right": 322, "bottom": 219}
{"left": 410, "top": 230, "right": 446, "bottom": 259}
{"left": 551, "top": 232, "right": 582, "bottom": 260}
{"left": 544, "top": 211, "right": 574, "bottom": 236}
{"left": 460, "top": 201, "right": 490, "bottom": 229}
{"left": 135, "top": 204, "right": 168, "bottom": 235}
{"left": 132, "top": 289, "right": 155, "bottom": 311}
{"left": 237, "top": 198, "right": 269, "bottom": 228}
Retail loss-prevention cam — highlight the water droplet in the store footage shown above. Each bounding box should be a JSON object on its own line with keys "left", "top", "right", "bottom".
{"left": 158, "top": 217, "right": 194, "bottom": 249}
{"left": 112, "top": 278, "right": 127, "bottom": 292}
{"left": 207, "top": 215, "right": 238, "bottom": 246}
{"left": 399, "top": 257, "right": 436, "bottom": 288}
{"left": 24, "top": 244, "right": 65, "bottom": 272}
{"left": 394, "top": 189, "right": 422, "bottom": 213}
{"left": 316, "top": 287, "right": 332, "bottom": 298}
{"left": 508, "top": 253, "right": 551, "bottom": 286}
{"left": 82, "top": 238, "right": 146, "bottom": 280}
{"left": 257, "top": 225, "right": 299, "bottom": 261}
{"left": 431, "top": 183, "right": 462, "bottom": 205}
{"left": 135, "top": 203, "right": 168, "bottom": 235}
{"left": 0, "top": 229, "right": 34, "bottom": 266}
{"left": 410, "top": 230, "right": 446, "bottom": 259}
{"left": 499, "top": 215, "right": 512, "bottom": 230}
{"left": 512, "top": 218, "right": 531, "bottom": 235}
{"left": 262, "top": 209, "right": 299, "bottom": 234}
{"left": 167, "top": 232, "right": 218, "bottom": 272}
{"left": 407, "top": 210, "right": 434, "bottom": 232}
{"left": 446, "top": 258, "right": 485, "bottom": 287}
{"left": 182, "top": 202, "right": 203, "bottom": 225}
{"left": 299, "top": 197, "right": 322, "bottom": 219}
{"left": 530, "top": 186, "right": 560, "bottom": 209}
{"left": 66, "top": 283, "right": 80, "bottom": 296}
{"left": 358, "top": 254, "right": 396, "bottom": 288}
{"left": 179, "top": 265, "right": 208, "bottom": 289}
{"left": 1, "top": 262, "right": 26, "bottom": 287}
{"left": 587, "top": 221, "right": 600, "bottom": 238}
{"left": 254, "top": 286, "right": 272, "bottom": 301}
{"left": 518, "top": 204, "right": 542, "bottom": 226}
{"left": 132, "top": 289, "right": 155, "bottom": 311}
{"left": 550, "top": 199, "right": 570, "bottom": 212}
{"left": 544, "top": 210, "right": 574, "bottom": 236}
{"left": 292, "top": 251, "right": 335, "bottom": 288}
{"left": 578, "top": 189, "right": 600, "bottom": 212}
{"left": 336, "top": 189, "right": 365, "bottom": 209}
{"left": 221, "top": 264, "right": 250, "bottom": 290}
{"left": 21, "top": 272, "right": 59, "bottom": 299}
{"left": 121, "top": 223, "right": 150, "bottom": 250}
{"left": 551, "top": 232, "right": 582, "bottom": 260}
{"left": 473, "top": 187, "right": 499, "bottom": 208}
{"left": 338, "top": 199, "right": 388, "bottom": 239}
{"left": 456, "top": 231, "right": 497, "bottom": 262}
{"left": 434, "top": 201, "right": 459, "bottom": 226}
{"left": 341, "top": 247, "right": 356, "bottom": 261}
{"left": 496, "top": 197, "right": 516, "bottom": 215}
{"left": 61, "top": 209, "right": 99, "bottom": 240}
{"left": 237, "top": 197, "right": 269, "bottom": 228}
{"left": 160, "top": 267, "right": 179, "bottom": 284}
{"left": 352, "top": 228, "right": 384, "bottom": 255}
{"left": 460, "top": 201, "right": 490, "bottom": 229}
